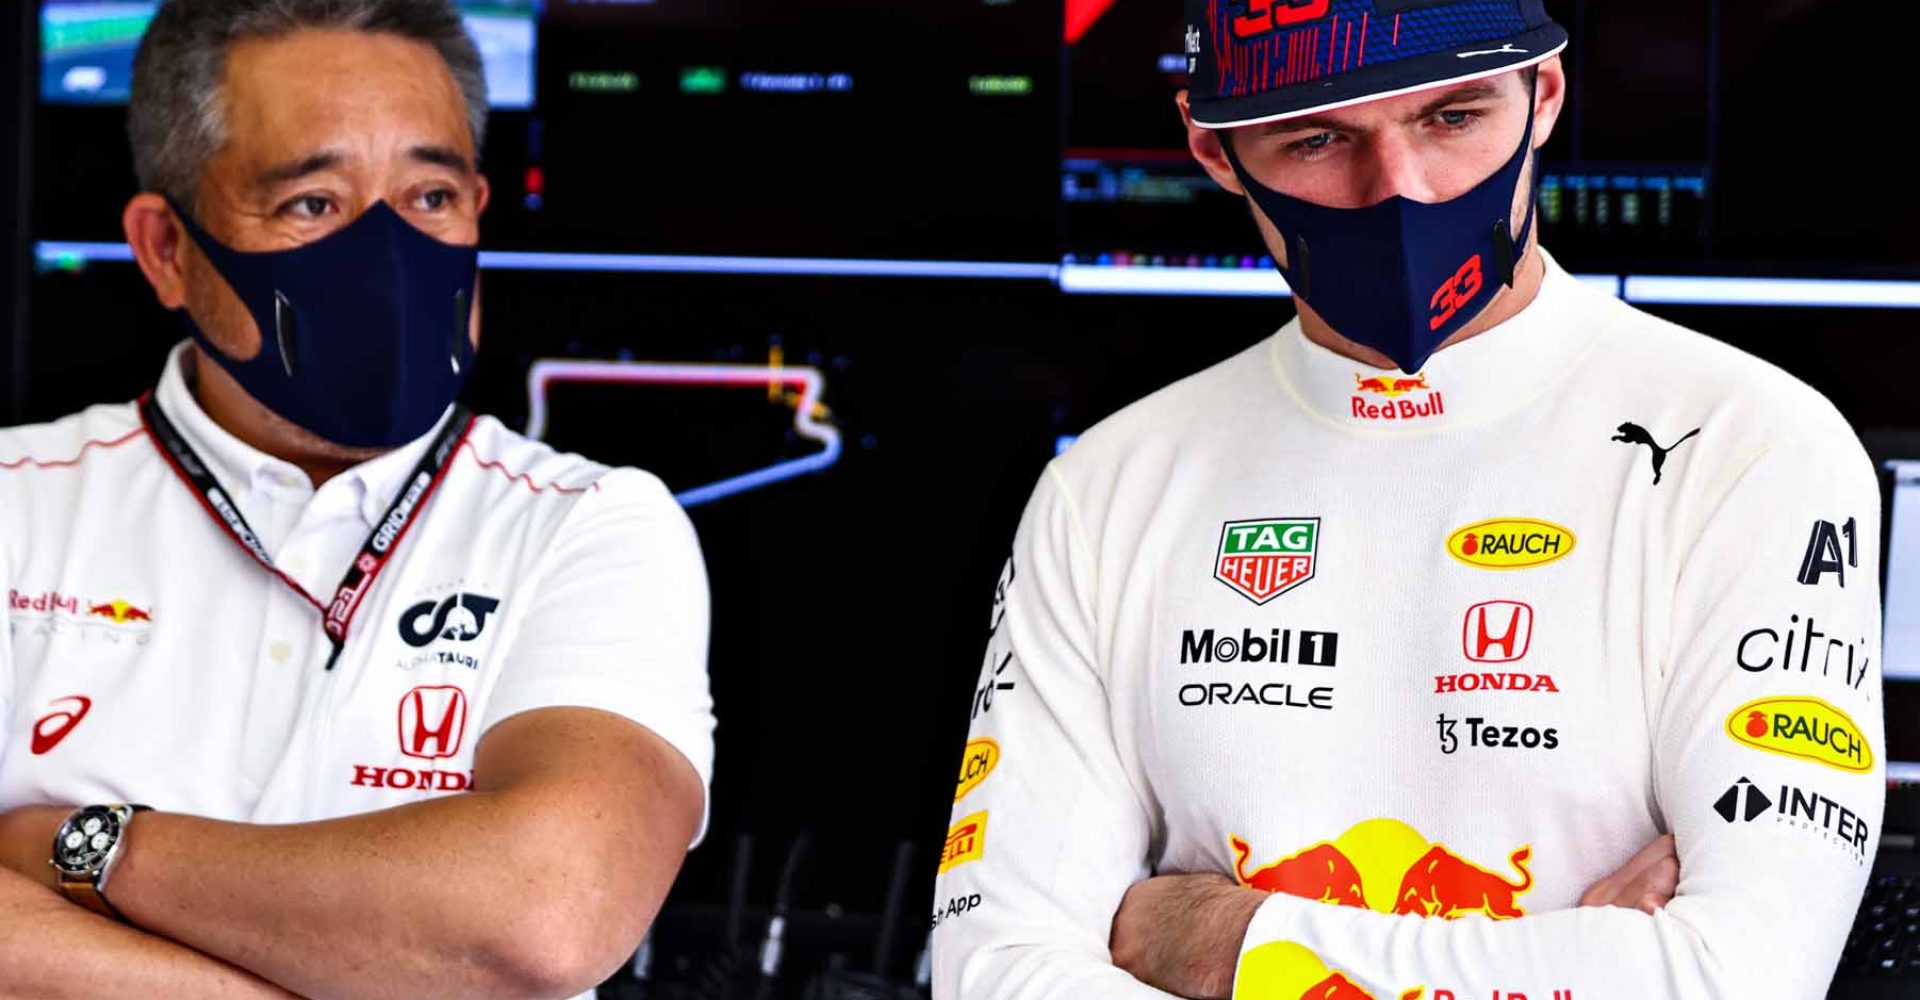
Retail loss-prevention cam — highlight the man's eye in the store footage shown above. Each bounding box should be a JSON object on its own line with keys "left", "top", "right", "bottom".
{"left": 418, "top": 189, "right": 455, "bottom": 211}
{"left": 1437, "top": 110, "right": 1480, "bottom": 129}
{"left": 1284, "top": 131, "right": 1338, "bottom": 160}
{"left": 281, "top": 195, "right": 332, "bottom": 220}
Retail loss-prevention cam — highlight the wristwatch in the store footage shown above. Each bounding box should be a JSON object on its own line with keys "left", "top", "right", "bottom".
{"left": 49, "top": 803, "right": 150, "bottom": 920}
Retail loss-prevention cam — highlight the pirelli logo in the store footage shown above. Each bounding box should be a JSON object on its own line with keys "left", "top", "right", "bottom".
{"left": 940, "top": 811, "right": 988, "bottom": 873}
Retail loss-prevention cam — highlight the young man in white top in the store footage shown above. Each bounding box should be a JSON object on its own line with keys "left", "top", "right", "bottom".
{"left": 932, "top": 3, "right": 1883, "bottom": 998}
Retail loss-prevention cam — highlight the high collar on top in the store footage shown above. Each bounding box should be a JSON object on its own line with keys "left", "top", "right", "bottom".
{"left": 1269, "top": 246, "right": 1603, "bottom": 434}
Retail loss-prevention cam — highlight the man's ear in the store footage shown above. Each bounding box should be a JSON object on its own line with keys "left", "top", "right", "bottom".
{"left": 1176, "top": 89, "right": 1246, "bottom": 196}
{"left": 123, "top": 193, "right": 189, "bottom": 310}
{"left": 1528, "top": 55, "right": 1568, "bottom": 152}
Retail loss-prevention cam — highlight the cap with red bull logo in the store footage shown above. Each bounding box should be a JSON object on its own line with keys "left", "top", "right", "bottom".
{"left": 1183, "top": 0, "right": 1568, "bottom": 129}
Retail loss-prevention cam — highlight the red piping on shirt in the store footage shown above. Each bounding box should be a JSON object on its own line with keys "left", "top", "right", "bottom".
{"left": 0, "top": 427, "right": 145, "bottom": 470}
{"left": 456, "top": 440, "right": 599, "bottom": 495}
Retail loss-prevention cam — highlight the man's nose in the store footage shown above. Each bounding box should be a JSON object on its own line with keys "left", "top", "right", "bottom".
{"left": 1352, "top": 130, "right": 1441, "bottom": 205}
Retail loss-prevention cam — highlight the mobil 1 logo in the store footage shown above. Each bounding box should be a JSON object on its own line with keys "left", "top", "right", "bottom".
{"left": 1180, "top": 627, "right": 1339, "bottom": 667}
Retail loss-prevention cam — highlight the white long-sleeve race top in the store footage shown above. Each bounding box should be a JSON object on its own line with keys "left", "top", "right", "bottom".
{"left": 932, "top": 247, "right": 1885, "bottom": 1000}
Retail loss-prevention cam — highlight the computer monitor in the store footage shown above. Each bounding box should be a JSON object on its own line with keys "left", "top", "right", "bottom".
{"left": 1879, "top": 459, "right": 1920, "bottom": 785}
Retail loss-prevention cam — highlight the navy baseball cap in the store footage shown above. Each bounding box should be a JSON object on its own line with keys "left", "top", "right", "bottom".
{"left": 1184, "top": 0, "right": 1568, "bottom": 128}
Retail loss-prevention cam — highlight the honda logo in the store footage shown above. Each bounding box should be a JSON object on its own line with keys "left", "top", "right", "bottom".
{"left": 397, "top": 686, "right": 468, "bottom": 760}
{"left": 1462, "top": 601, "right": 1533, "bottom": 663}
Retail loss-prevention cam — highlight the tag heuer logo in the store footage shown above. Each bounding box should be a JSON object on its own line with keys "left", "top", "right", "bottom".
{"left": 1214, "top": 518, "right": 1319, "bottom": 604}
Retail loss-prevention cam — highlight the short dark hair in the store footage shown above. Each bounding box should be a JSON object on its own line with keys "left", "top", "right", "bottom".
{"left": 128, "top": 0, "right": 488, "bottom": 214}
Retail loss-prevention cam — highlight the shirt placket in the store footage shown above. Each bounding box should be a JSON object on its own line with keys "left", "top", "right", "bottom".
{"left": 236, "top": 470, "right": 319, "bottom": 800}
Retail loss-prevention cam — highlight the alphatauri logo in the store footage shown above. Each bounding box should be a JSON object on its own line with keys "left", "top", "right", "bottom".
{"left": 398, "top": 593, "right": 501, "bottom": 648}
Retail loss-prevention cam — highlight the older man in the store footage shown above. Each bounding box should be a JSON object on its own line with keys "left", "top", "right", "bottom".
{"left": 0, "top": 2, "right": 713, "bottom": 998}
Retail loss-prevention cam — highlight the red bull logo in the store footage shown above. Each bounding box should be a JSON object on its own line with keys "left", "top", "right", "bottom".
{"left": 1229, "top": 819, "right": 1533, "bottom": 920}
{"left": 86, "top": 599, "right": 152, "bottom": 625}
{"left": 1231, "top": 835, "right": 1366, "bottom": 907}
{"left": 1234, "top": 941, "right": 1423, "bottom": 1000}
{"left": 1350, "top": 372, "right": 1444, "bottom": 422}
{"left": 1352, "top": 373, "right": 1431, "bottom": 398}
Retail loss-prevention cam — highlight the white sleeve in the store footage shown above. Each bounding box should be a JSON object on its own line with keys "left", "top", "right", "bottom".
{"left": 1232, "top": 431, "right": 1885, "bottom": 1000}
{"left": 931, "top": 464, "right": 1177, "bottom": 1000}
{"left": 480, "top": 467, "right": 715, "bottom": 845}
{"left": 0, "top": 541, "right": 11, "bottom": 765}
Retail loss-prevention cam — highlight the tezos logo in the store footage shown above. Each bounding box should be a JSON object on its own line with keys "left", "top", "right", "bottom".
{"left": 398, "top": 593, "right": 501, "bottom": 648}
{"left": 1214, "top": 517, "right": 1319, "bottom": 604}
{"left": 1437, "top": 714, "right": 1559, "bottom": 754}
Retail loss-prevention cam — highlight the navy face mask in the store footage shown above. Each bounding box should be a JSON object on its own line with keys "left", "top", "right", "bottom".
{"left": 169, "top": 198, "right": 479, "bottom": 449}
{"left": 1221, "top": 86, "right": 1540, "bottom": 374}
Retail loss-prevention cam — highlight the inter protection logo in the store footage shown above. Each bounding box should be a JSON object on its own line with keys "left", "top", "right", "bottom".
{"left": 1215, "top": 517, "right": 1319, "bottom": 604}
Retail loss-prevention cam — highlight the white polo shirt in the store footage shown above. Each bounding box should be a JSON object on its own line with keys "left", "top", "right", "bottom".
{"left": 0, "top": 341, "right": 714, "bottom": 840}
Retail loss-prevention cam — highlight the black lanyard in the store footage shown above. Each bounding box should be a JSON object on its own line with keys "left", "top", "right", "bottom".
{"left": 138, "top": 392, "right": 475, "bottom": 670}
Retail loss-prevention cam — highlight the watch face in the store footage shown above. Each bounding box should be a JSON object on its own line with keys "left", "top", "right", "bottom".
{"left": 53, "top": 807, "right": 122, "bottom": 875}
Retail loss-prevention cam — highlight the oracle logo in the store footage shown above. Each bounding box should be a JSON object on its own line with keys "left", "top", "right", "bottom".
{"left": 1462, "top": 601, "right": 1533, "bottom": 663}
{"left": 30, "top": 696, "right": 91, "bottom": 755}
{"left": 397, "top": 685, "right": 468, "bottom": 760}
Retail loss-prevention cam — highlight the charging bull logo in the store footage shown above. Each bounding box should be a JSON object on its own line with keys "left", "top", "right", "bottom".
{"left": 1234, "top": 941, "right": 1424, "bottom": 1000}
{"left": 1231, "top": 819, "right": 1533, "bottom": 920}
{"left": 86, "top": 600, "right": 153, "bottom": 624}
{"left": 1353, "top": 374, "right": 1430, "bottom": 397}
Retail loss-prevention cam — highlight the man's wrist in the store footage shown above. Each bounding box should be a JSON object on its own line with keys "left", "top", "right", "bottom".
{"left": 48, "top": 805, "right": 151, "bottom": 921}
{"left": 1211, "top": 884, "right": 1271, "bottom": 996}
{"left": 0, "top": 806, "right": 71, "bottom": 893}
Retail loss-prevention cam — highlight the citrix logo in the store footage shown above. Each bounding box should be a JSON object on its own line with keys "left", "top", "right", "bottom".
{"left": 399, "top": 593, "right": 501, "bottom": 648}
